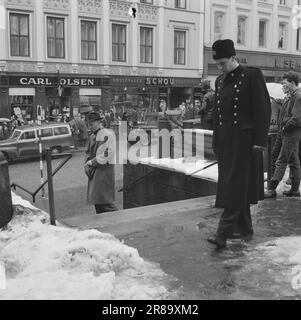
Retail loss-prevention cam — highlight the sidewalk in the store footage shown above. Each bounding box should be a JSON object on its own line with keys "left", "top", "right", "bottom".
{"left": 62, "top": 195, "right": 301, "bottom": 300}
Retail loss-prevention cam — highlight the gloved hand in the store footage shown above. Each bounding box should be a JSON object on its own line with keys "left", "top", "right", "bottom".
{"left": 252, "top": 145, "right": 265, "bottom": 153}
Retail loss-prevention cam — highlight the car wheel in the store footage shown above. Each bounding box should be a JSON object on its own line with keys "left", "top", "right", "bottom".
{"left": 51, "top": 147, "right": 62, "bottom": 154}
{"left": 1, "top": 152, "right": 9, "bottom": 162}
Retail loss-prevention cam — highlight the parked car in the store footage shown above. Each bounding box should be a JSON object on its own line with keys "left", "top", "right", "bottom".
{"left": 0, "top": 122, "right": 75, "bottom": 161}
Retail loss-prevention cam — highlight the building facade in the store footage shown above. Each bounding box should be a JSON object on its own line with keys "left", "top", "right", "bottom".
{"left": 0, "top": 0, "right": 205, "bottom": 122}
{"left": 204, "top": 0, "right": 301, "bottom": 84}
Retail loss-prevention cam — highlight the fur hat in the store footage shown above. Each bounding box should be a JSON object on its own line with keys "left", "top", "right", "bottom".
{"left": 212, "top": 39, "right": 236, "bottom": 60}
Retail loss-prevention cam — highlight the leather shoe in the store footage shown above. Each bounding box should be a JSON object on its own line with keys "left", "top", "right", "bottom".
{"left": 229, "top": 231, "right": 254, "bottom": 240}
{"left": 207, "top": 236, "right": 226, "bottom": 249}
{"left": 283, "top": 190, "right": 301, "bottom": 197}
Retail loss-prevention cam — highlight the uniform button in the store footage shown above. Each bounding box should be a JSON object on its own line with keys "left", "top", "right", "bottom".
{"left": 236, "top": 90, "right": 240, "bottom": 93}
{"left": 218, "top": 101, "right": 220, "bottom": 104}
{"left": 234, "top": 113, "right": 237, "bottom": 116}
{"left": 234, "top": 121, "right": 238, "bottom": 124}
{"left": 234, "top": 105, "right": 238, "bottom": 109}
{"left": 242, "top": 74, "right": 245, "bottom": 77}
{"left": 234, "top": 85, "right": 237, "bottom": 88}
{"left": 231, "top": 73, "right": 234, "bottom": 77}
{"left": 219, "top": 122, "right": 222, "bottom": 125}
{"left": 218, "top": 108, "right": 221, "bottom": 112}
{"left": 239, "top": 81, "right": 242, "bottom": 85}
{"left": 219, "top": 115, "right": 222, "bottom": 118}
{"left": 235, "top": 97, "right": 238, "bottom": 101}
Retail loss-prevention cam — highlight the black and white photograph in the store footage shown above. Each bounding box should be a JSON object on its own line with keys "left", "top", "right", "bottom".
{"left": 1, "top": 0, "right": 301, "bottom": 307}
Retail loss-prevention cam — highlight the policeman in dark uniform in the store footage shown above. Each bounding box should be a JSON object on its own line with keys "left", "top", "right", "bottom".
{"left": 207, "top": 39, "right": 271, "bottom": 249}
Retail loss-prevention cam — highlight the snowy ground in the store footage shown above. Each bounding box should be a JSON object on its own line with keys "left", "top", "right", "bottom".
{"left": 0, "top": 193, "right": 178, "bottom": 300}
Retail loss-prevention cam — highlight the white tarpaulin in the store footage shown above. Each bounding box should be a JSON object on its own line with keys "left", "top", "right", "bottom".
{"left": 266, "top": 83, "right": 285, "bottom": 100}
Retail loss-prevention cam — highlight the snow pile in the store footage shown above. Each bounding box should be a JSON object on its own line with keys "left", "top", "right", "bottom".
{"left": 0, "top": 195, "right": 175, "bottom": 300}
{"left": 227, "top": 237, "right": 301, "bottom": 299}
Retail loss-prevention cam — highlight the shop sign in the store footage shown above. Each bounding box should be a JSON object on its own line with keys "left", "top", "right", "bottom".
{"left": 9, "top": 76, "right": 100, "bottom": 87}
{"left": 146, "top": 78, "right": 174, "bottom": 86}
{"left": 111, "top": 77, "right": 144, "bottom": 86}
{"left": 275, "top": 58, "right": 301, "bottom": 70}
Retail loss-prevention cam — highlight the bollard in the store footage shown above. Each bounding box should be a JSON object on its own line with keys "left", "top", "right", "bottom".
{"left": 0, "top": 152, "right": 13, "bottom": 228}
{"left": 45, "top": 149, "right": 56, "bottom": 226}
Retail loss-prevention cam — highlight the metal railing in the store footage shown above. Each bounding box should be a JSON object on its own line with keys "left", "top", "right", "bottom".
{"left": 11, "top": 149, "right": 72, "bottom": 225}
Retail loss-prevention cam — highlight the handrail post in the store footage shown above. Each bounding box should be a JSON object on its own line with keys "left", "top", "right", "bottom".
{"left": 46, "top": 149, "right": 56, "bottom": 226}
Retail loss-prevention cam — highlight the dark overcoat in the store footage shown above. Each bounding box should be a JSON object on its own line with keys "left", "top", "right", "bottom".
{"left": 212, "top": 65, "right": 271, "bottom": 210}
{"left": 86, "top": 128, "right": 116, "bottom": 205}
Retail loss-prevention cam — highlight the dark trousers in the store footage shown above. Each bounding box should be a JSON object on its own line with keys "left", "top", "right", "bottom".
{"left": 271, "top": 133, "right": 301, "bottom": 179}
{"left": 271, "top": 133, "right": 282, "bottom": 177}
{"left": 216, "top": 205, "right": 253, "bottom": 239}
{"left": 272, "top": 136, "right": 301, "bottom": 182}
{"left": 95, "top": 203, "right": 118, "bottom": 214}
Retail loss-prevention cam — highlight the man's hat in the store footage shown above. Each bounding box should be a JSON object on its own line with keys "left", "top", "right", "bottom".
{"left": 212, "top": 39, "right": 236, "bottom": 60}
{"left": 200, "top": 79, "right": 211, "bottom": 90}
{"left": 89, "top": 112, "right": 105, "bottom": 122}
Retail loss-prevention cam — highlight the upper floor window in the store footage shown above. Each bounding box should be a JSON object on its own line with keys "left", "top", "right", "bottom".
{"left": 47, "top": 17, "right": 65, "bottom": 58}
{"left": 259, "top": 20, "right": 267, "bottom": 47}
{"left": 237, "top": 16, "right": 247, "bottom": 45}
{"left": 81, "top": 21, "right": 97, "bottom": 60}
{"left": 214, "top": 12, "right": 225, "bottom": 41}
{"left": 278, "top": 22, "right": 287, "bottom": 49}
{"left": 174, "top": 30, "right": 186, "bottom": 65}
{"left": 140, "top": 27, "right": 153, "bottom": 63}
{"left": 175, "top": 0, "right": 186, "bottom": 9}
{"left": 112, "top": 24, "right": 126, "bottom": 62}
{"left": 297, "top": 28, "right": 301, "bottom": 51}
{"left": 279, "top": 0, "right": 286, "bottom": 5}
{"left": 10, "top": 13, "right": 30, "bottom": 57}
{"left": 140, "top": 0, "right": 153, "bottom": 3}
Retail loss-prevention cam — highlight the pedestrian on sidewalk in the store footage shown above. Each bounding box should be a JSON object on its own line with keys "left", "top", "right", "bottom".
{"left": 265, "top": 71, "right": 301, "bottom": 199}
{"left": 85, "top": 112, "right": 118, "bottom": 214}
{"left": 207, "top": 39, "right": 271, "bottom": 249}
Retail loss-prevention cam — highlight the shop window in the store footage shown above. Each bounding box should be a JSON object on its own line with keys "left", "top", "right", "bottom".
{"left": 46, "top": 87, "right": 71, "bottom": 121}
{"left": 20, "top": 131, "right": 36, "bottom": 140}
{"left": 41, "top": 128, "right": 53, "bottom": 137}
{"left": 111, "top": 87, "right": 158, "bottom": 119}
{"left": 80, "top": 95, "right": 101, "bottom": 114}
{"left": 10, "top": 13, "right": 30, "bottom": 57}
{"left": 11, "top": 95, "right": 34, "bottom": 124}
{"left": 47, "top": 17, "right": 65, "bottom": 58}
